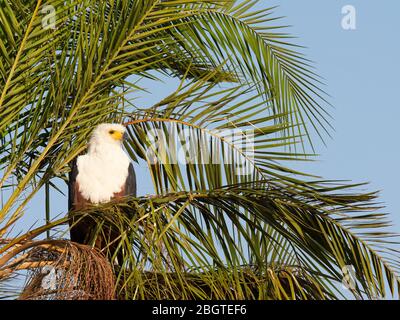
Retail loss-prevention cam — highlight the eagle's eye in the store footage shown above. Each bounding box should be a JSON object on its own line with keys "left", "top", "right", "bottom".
{"left": 109, "top": 130, "right": 115, "bottom": 135}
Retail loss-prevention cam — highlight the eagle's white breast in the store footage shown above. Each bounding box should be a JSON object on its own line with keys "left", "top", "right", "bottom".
{"left": 76, "top": 143, "right": 130, "bottom": 204}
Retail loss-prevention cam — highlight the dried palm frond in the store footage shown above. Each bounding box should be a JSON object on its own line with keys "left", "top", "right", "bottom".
{"left": 10, "top": 241, "right": 116, "bottom": 300}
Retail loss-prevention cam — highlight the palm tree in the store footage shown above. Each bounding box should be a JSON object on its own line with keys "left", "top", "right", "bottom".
{"left": 0, "top": 0, "right": 399, "bottom": 300}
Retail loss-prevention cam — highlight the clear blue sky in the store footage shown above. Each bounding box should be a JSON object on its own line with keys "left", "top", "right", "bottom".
{"left": 274, "top": 0, "right": 400, "bottom": 235}
{"left": 15, "top": 0, "right": 400, "bottom": 262}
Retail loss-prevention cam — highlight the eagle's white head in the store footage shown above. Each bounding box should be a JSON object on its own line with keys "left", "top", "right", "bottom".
{"left": 88, "top": 123, "right": 126, "bottom": 151}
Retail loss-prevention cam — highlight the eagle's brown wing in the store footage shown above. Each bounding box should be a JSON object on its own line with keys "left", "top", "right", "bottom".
{"left": 68, "top": 158, "right": 78, "bottom": 212}
{"left": 68, "top": 158, "right": 92, "bottom": 244}
{"left": 125, "top": 163, "right": 136, "bottom": 197}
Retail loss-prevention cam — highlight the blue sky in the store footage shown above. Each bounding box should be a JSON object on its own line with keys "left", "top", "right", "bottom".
{"left": 273, "top": 0, "right": 400, "bottom": 234}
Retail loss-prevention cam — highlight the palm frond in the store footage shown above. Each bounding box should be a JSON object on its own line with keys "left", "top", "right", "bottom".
{"left": 59, "top": 182, "right": 400, "bottom": 299}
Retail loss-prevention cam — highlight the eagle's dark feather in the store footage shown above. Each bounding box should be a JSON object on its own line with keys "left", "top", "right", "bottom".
{"left": 126, "top": 163, "right": 136, "bottom": 197}
{"left": 68, "top": 158, "right": 78, "bottom": 212}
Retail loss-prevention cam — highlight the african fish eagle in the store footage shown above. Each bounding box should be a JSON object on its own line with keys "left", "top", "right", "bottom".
{"left": 68, "top": 123, "right": 136, "bottom": 259}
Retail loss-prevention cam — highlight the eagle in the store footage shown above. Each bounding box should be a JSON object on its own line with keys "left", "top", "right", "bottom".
{"left": 68, "top": 123, "right": 136, "bottom": 262}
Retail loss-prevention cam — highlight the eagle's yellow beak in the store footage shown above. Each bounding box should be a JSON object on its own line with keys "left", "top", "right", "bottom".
{"left": 111, "top": 130, "right": 124, "bottom": 141}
